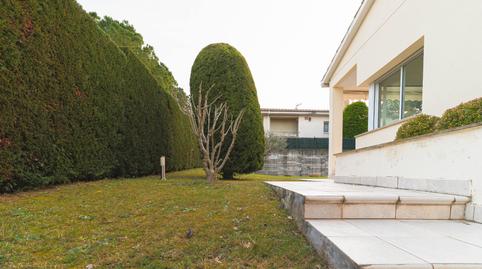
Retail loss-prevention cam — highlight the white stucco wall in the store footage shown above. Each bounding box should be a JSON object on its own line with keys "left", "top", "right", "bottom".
{"left": 298, "top": 115, "right": 329, "bottom": 138}
{"left": 355, "top": 120, "right": 404, "bottom": 149}
{"left": 330, "top": 0, "right": 482, "bottom": 147}
{"left": 335, "top": 124, "right": 482, "bottom": 203}
{"left": 262, "top": 114, "right": 329, "bottom": 138}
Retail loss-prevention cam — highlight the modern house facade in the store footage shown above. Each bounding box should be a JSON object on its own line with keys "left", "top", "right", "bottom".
{"left": 261, "top": 108, "right": 330, "bottom": 138}
{"left": 322, "top": 0, "right": 482, "bottom": 221}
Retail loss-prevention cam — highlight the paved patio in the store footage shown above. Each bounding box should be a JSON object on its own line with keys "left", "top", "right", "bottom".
{"left": 267, "top": 180, "right": 468, "bottom": 200}
{"left": 267, "top": 180, "right": 482, "bottom": 268}
{"left": 309, "top": 219, "right": 482, "bottom": 268}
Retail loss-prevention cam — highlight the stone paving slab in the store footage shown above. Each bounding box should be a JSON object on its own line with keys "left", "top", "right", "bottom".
{"left": 307, "top": 219, "right": 482, "bottom": 268}
{"left": 267, "top": 181, "right": 471, "bottom": 220}
{"left": 266, "top": 181, "right": 469, "bottom": 204}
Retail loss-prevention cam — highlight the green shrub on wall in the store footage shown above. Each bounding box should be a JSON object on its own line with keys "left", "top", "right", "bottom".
{"left": 0, "top": 0, "right": 198, "bottom": 192}
{"left": 190, "top": 43, "right": 265, "bottom": 179}
{"left": 395, "top": 97, "right": 482, "bottom": 140}
{"left": 343, "top": 102, "right": 368, "bottom": 138}
{"left": 436, "top": 97, "right": 482, "bottom": 130}
{"left": 396, "top": 114, "right": 440, "bottom": 140}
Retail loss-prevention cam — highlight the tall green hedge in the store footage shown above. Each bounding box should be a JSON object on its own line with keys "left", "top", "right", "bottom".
{"left": 190, "top": 43, "right": 265, "bottom": 179}
{"left": 0, "top": 0, "right": 198, "bottom": 192}
{"left": 90, "top": 14, "right": 186, "bottom": 103}
{"left": 343, "top": 101, "right": 368, "bottom": 138}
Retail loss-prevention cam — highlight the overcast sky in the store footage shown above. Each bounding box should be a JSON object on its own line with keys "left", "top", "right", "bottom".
{"left": 77, "top": 0, "right": 361, "bottom": 110}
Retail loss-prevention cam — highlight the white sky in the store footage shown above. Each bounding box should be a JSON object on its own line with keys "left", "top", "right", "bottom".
{"left": 77, "top": 0, "right": 361, "bottom": 110}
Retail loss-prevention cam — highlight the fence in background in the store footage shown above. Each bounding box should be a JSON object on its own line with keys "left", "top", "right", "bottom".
{"left": 259, "top": 137, "right": 355, "bottom": 176}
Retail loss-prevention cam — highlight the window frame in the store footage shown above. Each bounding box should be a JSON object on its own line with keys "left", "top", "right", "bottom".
{"left": 374, "top": 50, "right": 424, "bottom": 128}
{"left": 323, "top": 121, "right": 329, "bottom": 134}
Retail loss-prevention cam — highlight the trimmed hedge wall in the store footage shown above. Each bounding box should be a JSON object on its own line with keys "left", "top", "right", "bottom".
{"left": 190, "top": 43, "right": 265, "bottom": 179}
{"left": 0, "top": 0, "right": 198, "bottom": 192}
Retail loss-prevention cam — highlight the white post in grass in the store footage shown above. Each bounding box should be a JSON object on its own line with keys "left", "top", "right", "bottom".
{"left": 160, "top": 156, "right": 166, "bottom": 180}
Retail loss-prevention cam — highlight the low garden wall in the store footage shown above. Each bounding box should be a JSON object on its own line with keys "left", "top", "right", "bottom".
{"left": 259, "top": 149, "right": 329, "bottom": 176}
{"left": 355, "top": 120, "right": 405, "bottom": 149}
{"left": 335, "top": 123, "right": 482, "bottom": 217}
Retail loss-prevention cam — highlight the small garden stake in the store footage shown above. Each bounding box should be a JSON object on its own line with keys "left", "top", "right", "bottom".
{"left": 160, "top": 156, "right": 166, "bottom": 180}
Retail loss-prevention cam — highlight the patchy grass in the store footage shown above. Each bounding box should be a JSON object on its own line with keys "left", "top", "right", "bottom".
{"left": 0, "top": 169, "right": 326, "bottom": 268}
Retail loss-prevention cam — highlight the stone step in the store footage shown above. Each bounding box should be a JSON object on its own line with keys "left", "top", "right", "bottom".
{"left": 334, "top": 176, "right": 472, "bottom": 197}
{"left": 305, "top": 219, "right": 482, "bottom": 269}
{"left": 267, "top": 181, "right": 470, "bottom": 220}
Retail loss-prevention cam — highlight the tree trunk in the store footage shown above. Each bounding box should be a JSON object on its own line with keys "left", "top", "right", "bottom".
{"left": 180, "top": 85, "right": 245, "bottom": 184}
{"left": 206, "top": 169, "right": 217, "bottom": 184}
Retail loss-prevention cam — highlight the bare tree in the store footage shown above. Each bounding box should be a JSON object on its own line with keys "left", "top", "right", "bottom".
{"left": 181, "top": 84, "right": 245, "bottom": 183}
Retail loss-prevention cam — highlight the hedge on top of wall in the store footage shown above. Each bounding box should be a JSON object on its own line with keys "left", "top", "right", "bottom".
{"left": 395, "top": 114, "right": 440, "bottom": 140}
{"left": 436, "top": 97, "right": 482, "bottom": 130}
{"left": 0, "top": 0, "right": 199, "bottom": 192}
{"left": 395, "top": 97, "right": 482, "bottom": 140}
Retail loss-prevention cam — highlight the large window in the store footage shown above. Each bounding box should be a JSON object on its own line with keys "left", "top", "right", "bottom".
{"left": 378, "top": 70, "right": 401, "bottom": 127}
{"left": 377, "top": 52, "right": 423, "bottom": 127}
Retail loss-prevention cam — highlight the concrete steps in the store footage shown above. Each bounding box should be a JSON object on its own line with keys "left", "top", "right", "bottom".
{"left": 267, "top": 181, "right": 470, "bottom": 220}
{"left": 267, "top": 180, "right": 480, "bottom": 269}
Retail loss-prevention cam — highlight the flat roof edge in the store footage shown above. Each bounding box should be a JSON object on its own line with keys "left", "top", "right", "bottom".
{"left": 321, "top": 0, "right": 375, "bottom": 88}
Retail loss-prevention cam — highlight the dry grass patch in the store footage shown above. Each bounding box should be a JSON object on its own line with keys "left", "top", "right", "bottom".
{"left": 0, "top": 169, "right": 326, "bottom": 268}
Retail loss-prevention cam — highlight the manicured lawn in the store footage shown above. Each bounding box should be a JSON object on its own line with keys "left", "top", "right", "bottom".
{"left": 0, "top": 169, "right": 326, "bottom": 268}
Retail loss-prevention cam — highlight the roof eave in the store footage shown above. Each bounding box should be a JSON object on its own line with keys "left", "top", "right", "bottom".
{"left": 321, "top": 0, "right": 375, "bottom": 88}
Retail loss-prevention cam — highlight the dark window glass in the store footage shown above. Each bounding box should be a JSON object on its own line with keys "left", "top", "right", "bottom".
{"left": 377, "top": 52, "right": 423, "bottom": 127}
{"left": 379, "top": 71, "right": 401, "bottom": 127}
{"left": 402, "top": 54, "right": 423, "bottom": 118}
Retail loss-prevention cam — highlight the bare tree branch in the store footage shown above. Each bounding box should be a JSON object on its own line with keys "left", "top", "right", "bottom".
{"left": 179, "top": 83, "right": 245, "bottom": 183}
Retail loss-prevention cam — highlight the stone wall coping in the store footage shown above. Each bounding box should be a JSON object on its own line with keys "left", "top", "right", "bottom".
{"left": 334, "top": 176, "right": 472, "bottom": 197}
{"left": 354, "top": 115, "right": 415, "bottom": 139}
{"left": 336, "top": 122, "right": 482, "bottom": 157}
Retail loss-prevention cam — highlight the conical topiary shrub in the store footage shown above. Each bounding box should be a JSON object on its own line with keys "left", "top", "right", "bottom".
{"left": 343, "top": 101, "right": 369, "bottom": 138}
{"left": 190, "top": 43, "right": 265, "bottom": 179}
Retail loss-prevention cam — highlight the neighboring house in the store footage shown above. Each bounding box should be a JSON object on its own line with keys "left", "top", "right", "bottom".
{"left": 261, "top": 108, "right": 330, "bottom": 138}
{"left": 322, "top": 0, "right": 482, "bottom": 222}
{"left": 260, "top": 108, "right": 330, "bottom": 176}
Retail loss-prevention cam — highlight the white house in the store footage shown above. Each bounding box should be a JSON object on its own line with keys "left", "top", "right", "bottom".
{"left": 259, "top": 108, "right": 331, "bottom": 176}
{"left": 322, "top": 0, "right": 482, "bottom": 221}
{"left": 266, "top": 2, "right": 482, "bottom": 267}
{"left": 261, "top": 108, "right": 329, "bottom": 138}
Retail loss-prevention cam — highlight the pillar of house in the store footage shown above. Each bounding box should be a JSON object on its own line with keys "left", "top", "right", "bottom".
{"left": 263, "top": 115, "right": 271, "bottom": 135}
{"left": 328, "top": 87, "right": 344, "bottom": 176}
